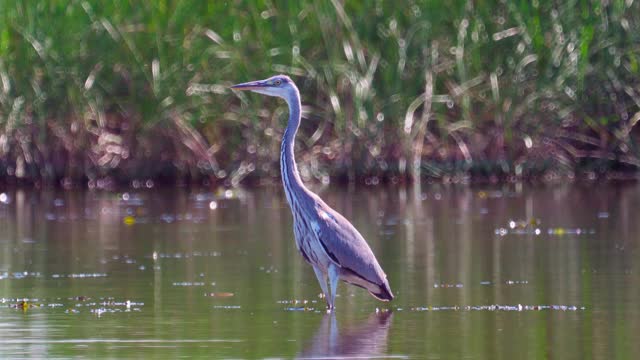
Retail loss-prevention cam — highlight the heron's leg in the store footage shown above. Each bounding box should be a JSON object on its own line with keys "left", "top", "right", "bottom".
{"left": 328, "top": 264, "right": 340, "bottom": 310}
{"left": 312, "top": 266, "right": 330, "bottom": 307}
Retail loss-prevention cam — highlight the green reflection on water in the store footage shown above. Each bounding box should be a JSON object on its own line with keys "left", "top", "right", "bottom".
{"left": 0, "top": 184, "right": 639, "bottom": 359}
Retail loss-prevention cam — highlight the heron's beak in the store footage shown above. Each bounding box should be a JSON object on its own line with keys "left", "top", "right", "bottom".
{"left": 230, "top": 80, "right": 268, "bottom": 91}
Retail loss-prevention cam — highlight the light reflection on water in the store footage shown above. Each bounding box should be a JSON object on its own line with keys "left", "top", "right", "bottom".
{"left": 0, "top": 184, "right": 639, "bottom": 359}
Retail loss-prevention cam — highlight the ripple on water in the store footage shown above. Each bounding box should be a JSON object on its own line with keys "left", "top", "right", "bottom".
{"left": 204, "top": 292, "right": 234, "bottom": 297}
{"left": 0, "top": 339, "right": 243, "bottom": 345}
{"left": 212, "top": 305, "right": 241, "bottom": 310}
{"left": 1, "top": 297, "right": 144, "bottom": 315}
{"left": 283, "top": 307, "right": 316, "bottom": 312}
{"left": 0, "top": 272, "right": 42, "bottom": 280}
{"left": 433, "top": 283, "right": 464, "bottom": 288}
{"left": 51, "top": 273, "right": 108, "bottom": 279}
{"left": 277, "top": 299, "right": 318, "bottom": 305}
{"left": 172, "top": 282, "right": 205, "bottom": 286}
{"left": 495, "top": 218, "right": 596, "bottom": 237}
{"left": 152, "top": 251, "right": 222, "bottom": 259}
{"left": 408, "top": 304, "right": 585, "bottom": 312}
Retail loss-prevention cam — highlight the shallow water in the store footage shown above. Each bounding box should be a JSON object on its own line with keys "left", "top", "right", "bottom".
{"left": 0, "top": 183, "right": 639, "bottom": 359}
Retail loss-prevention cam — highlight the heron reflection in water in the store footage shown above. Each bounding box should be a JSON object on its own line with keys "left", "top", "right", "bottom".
{"left": 231, "top": 75, "right": 393, "bottom": 310}
{"left": 298, "top": 312, "right": 394, "bottom": 358}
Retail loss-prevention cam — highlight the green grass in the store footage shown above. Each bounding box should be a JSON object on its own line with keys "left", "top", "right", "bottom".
{"left": 0, "top": 0, "right": 639, "bottom": 187}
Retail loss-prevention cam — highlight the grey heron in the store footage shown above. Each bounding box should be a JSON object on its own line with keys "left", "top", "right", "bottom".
{"left": 231, "top": 75, "right": 393, "bottom": 310}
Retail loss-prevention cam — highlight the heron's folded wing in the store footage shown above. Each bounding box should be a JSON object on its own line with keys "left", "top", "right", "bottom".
{"left": 310, "top": 204, "right": 387, "bottom": 286}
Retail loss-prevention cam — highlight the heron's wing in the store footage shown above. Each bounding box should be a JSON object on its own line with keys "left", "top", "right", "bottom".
{"left": 310, "top": 201, "right": 388, "bottom": 287}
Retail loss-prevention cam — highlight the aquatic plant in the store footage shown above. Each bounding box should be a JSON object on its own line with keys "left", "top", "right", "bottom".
{"left": 0, "top": 1, "right": 638, "bottom": 186}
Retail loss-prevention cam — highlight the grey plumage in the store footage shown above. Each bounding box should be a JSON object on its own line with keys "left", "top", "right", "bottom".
{"left": 231, "top": 75, "right": 393, "bottom": 309}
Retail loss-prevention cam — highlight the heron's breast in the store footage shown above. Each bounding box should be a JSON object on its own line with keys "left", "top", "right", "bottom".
{"left": 293, "top": 221, "right": 331, "bottom": 271}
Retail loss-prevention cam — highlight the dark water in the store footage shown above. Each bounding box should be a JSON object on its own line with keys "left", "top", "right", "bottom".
{"left": 0, "top": 184, "right": 638, "bottom": 359}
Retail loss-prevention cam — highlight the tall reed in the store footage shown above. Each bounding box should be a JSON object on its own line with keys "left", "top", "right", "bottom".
{"left": 0, "top": 1, "right": 638, "bottom": 186}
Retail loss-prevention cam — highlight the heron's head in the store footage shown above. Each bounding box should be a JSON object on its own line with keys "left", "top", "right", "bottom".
{"left": 230, "top": 75, "right": 298, "bottom": 103}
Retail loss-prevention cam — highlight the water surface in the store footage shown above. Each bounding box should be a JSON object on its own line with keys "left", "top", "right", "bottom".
{"left": 0, "top": 184, "right": 638, "bottom": 359}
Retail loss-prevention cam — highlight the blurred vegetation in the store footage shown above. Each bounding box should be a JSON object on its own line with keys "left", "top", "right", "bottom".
{"left": 0, "top": 1, "right": 639, "bottom": 188}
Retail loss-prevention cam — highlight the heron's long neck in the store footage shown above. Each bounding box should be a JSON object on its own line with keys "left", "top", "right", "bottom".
{"left": 280, "top": 91, "right": 309, "bottom": 207}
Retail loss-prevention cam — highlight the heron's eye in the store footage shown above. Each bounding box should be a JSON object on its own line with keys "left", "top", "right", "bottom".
{"left": 274, "top": 79, "right": 282, "bottom": 86}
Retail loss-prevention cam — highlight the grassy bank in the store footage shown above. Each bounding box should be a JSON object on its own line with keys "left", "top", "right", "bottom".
{"left": 0, "top": 1, "right": 639, "bottom": 187}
